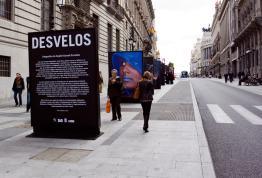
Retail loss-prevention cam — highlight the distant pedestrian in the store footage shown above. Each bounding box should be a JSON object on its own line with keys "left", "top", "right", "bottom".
{"left": 138, "top": 71, "right": 154, "bottom": 133}
{"left": 26, "top": 76, "right": 31, "bottom": 112}
{"left": 224, "top": 73, "right": 228, "bottom": 83}
{"left": 99, "top": 71, "right": 103, "bottom": 93}
{"left": 229, "top": 72, "right": 233, "bottom": 83}
{"left": 238, "top": 72, "right": 241, "bottom": 80}
{"left": 108, "top": 69, "right": 122, "bottom": 121}
{"left": 12, "top": 73, "right": 25, "bottom": 106}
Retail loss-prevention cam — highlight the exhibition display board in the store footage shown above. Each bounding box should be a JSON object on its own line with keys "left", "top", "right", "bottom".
{"left": 28, "top": 29, "right": 100, "bottom": 139}
{"left": 109, "top": 51, "right": 143, "bottom": 100}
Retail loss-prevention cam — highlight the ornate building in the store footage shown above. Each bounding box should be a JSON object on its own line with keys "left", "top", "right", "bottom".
{"left": 210, "top": 1, "right": 221, "bottom": 77}
{"left": 200, "top": 29, "right": 212, "bottom": 76}
{"left": 233, "top": 0, "right": 262, "bottom": 78}
{"left": 190, "top": 38, "right": 202, "bottom": 77}
{"left": 0, "top": 0, "right": 157, "bottom": 100}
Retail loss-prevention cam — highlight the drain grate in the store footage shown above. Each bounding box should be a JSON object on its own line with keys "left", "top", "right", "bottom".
{"left": 31, "top": 148, "right": 92, "bottom": 163}
{"left": 133, "top": 103, "right": 195, "bottom": 121}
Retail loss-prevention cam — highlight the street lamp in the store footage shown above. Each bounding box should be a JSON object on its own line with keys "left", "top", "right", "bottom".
{"left": 57, "top": 0, "right": 65, "bottom": 8}
{"left": 129, "top": 37, "right": 136, "bottom": 51}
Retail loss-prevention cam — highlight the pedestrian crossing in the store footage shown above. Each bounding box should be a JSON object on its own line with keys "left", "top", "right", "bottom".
{"left": 255, "top": 106, "right": 262, "bottom": 112}
{"left": 207, "top": 104, "right": 234, "bottom": 124}
{"left": 206, "top": 104, "right": 262, "bottom": 125}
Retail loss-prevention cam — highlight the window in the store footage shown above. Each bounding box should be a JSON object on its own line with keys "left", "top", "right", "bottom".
{"left": 116, "top": 29, "right": 120, "bottom": 51}
{"left": 107, "top": 23, "right": 112, "bottom": 52}
{"left": 0, "top": 0, "right": 12, "bottom": 20}
{"left": 93, "top": 14, "right": 99, "bottom": 50}
{"left": 0, "top": 55, "right": 11, "bottom": 77}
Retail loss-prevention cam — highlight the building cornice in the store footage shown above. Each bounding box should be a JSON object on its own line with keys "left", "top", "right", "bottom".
{"left": 146, "top": 0, "right": 155, "bottom": 19}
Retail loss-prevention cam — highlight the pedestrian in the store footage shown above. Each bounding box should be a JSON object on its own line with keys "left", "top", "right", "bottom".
{"left": 224, "top": 73, "right": 228, "bottom": 83}
{"left": 229, "top": 72, "right": 233, "bottom": 83}
{"left": 107, "top": 69, "right": 122, "bottom": 121}
{"left": 26, "top": 76, "right": 31, "bottom": 112}
{"left": 12, "top": 73, "right": 25, "bottom": 106}
{"left": 138, "top": 71, "right": 154, "bottom": 133}
{"left": 99, "top": 71, "right": 103, "bottom": 93}
{"left": 238, "top": 71, "right": 241, "bottom": 80}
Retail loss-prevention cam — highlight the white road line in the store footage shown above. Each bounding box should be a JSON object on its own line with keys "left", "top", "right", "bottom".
{"left": 254, "top": 106, "right": 262, "bottom": 112}
{"left": 207, "top": 104, "right": 234, "bottom": 124}
{"left": 231, "top": 105, "right": 262, "bottom": 125}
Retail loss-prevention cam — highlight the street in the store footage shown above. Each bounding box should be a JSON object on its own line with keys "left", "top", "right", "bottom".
{"left": 191, "top": 78, "right": 262, "bottom": 178}
{"left": 1, "top": 79, "right": 262, "bottom": 177}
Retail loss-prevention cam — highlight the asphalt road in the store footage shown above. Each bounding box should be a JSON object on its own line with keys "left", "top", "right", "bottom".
{"left": 191, "top": 79, "right": 262, "bottom": 178}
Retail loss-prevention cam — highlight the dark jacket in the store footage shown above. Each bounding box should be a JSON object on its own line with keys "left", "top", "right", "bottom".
{"left": 12, "top": 77, "right": 25, "bottom": 91}
{"left": 139, "top": 79, "right": 154, "bottom": 102}
{"left": 26, "top": 77, "right": 31, "bottom": 92}
{"left": 108, "top": 77, "right": 122, "bottom": 98}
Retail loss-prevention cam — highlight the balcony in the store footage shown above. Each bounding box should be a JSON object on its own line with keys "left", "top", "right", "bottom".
{"left": 107, "top": 0, "right": 125, "bottom": 20}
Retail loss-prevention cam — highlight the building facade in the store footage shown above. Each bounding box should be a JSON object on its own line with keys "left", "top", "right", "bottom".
{"left": 200, "top": 30, "right": 212, "bottom": 76}
{"left": 219, "top": 0, "right": 231, "bottom": 76}
{"left": 233, "top": 0, "right": 262, "bottom": 78}
{"left": 0, "top": 0, "right": 157, "bottom": 100}
{"left": 209, "top": 0, "right": 262, "bottom": 78}
{"left": 210, "top": 1, "right": 221, "bottom": 77}
{"left": 190, "top": 38, "right": 201, "bottom": 77}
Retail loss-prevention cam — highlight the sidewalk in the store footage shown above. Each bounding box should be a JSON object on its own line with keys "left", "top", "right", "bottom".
{"left": 0, "top": 80, "right": 215, "bottom": 178}
{"left": 209, "top": 78, "right": 262, "bottom": 96}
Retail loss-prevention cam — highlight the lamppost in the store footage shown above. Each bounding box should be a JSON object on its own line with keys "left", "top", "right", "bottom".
{"left": 129, "top": 37, "right": 136, "bottom": 51}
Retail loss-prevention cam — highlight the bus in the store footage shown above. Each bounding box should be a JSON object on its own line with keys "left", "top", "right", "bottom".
{"left": 181, "top": 71, "right": 189, "bottom": 78}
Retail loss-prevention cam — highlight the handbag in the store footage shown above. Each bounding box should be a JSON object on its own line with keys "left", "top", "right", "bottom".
{"left": 106, "top": 99, "right": 111, "bottom": 113}
{"left": 133, "top": 86, "right": 140, "bottom": 99}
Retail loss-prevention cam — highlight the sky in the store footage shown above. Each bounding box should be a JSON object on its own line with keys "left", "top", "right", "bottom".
{"left": 152, "top": 0, "right": 217, "bottom": 73}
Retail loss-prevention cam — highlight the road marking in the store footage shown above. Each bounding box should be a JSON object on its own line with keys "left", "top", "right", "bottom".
{"left": 231, "top": 105, "right": 262, "bottom": 125}
{"left": 254, "top": 106, "right": 262, "bottom": 112}
{"left": 207, "top": 104, "right": 234, "bottom": 124}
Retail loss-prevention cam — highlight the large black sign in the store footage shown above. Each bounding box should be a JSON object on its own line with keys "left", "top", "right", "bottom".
{"left": 28, "top": 29, "right": 100, "bottom": 139}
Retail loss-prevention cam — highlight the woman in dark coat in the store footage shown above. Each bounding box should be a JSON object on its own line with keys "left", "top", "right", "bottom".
{"left": 138, "top": 71, "right": 154, "bottom": 132}
{"left": 12, "top": 73, "right": 25, "bottom": 106}
{"left": 108, "top": 69, "right": 123, "bottom": 121}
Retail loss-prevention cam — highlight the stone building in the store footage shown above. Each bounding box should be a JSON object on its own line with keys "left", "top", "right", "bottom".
{"left": 210, "top": 1, "right": 221, "bottom": 77}
{"left": 0, "top": 0, "right": 157, "bottom": 100}
{"left": 219, "top": 0, "right": 231, "bottom": 76}
{"left": 190, "top": 38, "right": 201, "bottom": 77}
{"left": 200, "top": 30, "right": 212, "bottom": 76}
{"left": 233, "top": 0, "right": 262, "bottom": 78}
{"left": 0, "top": 0, "right": 62, "bottom": 99}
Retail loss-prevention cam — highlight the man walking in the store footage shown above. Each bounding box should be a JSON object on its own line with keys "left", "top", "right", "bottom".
{"left": 12, "top": 73, "right": 25, "bottom": 106}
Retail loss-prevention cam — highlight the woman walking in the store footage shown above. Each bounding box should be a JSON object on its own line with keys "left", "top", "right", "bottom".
{"left": 108, "top": 69, "right": 123, "bottom": 121}
{"left": 139, "top": 71, "right": 154, "bottom": 132}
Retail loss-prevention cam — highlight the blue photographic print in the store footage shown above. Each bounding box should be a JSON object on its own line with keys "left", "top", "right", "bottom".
{"left": 111, "top": 51, "right": 143, "bottom": 98}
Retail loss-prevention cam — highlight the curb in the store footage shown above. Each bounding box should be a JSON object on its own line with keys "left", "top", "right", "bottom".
{"left": 208, "top": 78, "right": 262, "bottom": 96}
{"left": 190, "top": 81, "right": 216, "bottom": 178}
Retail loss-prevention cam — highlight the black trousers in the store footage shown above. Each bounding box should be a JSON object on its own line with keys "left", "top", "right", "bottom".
{"left": 141, "top": 101, "right": 152, "bottom": 129}
{"left": 14, "top": 90, "right": 22, "bottom": 106}
{"left": 110, "top": 96, "right": 121, "bottom": 119}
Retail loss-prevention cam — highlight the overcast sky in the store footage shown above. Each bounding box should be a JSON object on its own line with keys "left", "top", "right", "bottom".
{"left": 152, "top": 0, "right": 217, "bottom": 73}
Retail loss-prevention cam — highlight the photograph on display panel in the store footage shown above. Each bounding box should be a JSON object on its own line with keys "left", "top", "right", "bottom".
{"left": 109, "top": 51, "right": 143, "bottom": 99}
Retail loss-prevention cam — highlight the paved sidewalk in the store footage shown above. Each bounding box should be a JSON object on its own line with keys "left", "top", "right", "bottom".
{"left": 209, "top": 78, "right": 262, "bottom": 96}
{"left": 0, "top": 80, "right": 215, "bottom": 178}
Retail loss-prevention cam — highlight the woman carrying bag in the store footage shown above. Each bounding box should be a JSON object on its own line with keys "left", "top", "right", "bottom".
{"left": 107, "top": 69, "right": 123, "bottom": 121}
{"left": 138, "top": 71, "right": 154, "bottom": 133}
